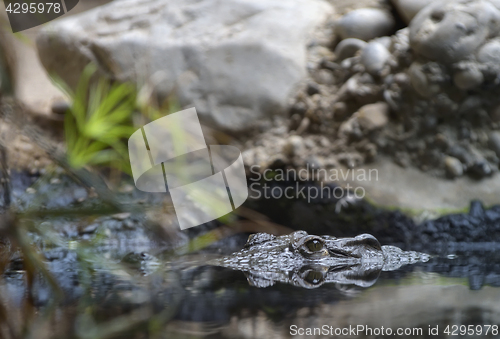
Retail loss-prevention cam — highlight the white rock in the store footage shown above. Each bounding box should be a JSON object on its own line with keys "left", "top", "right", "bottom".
{"left": 36, "top": 0, "right": 333, "bottom": 132}
{"left": 409, "top": 0, "right": 500, "bottom": 63}
{"left": 335, "top": 8, "right": 395, "bottom": 42}
{"left": 360, "top": 42, "right": 391, "bottom": 75}
{"left": 477, "top": 39, "right": 500, "bottom": 64}
{"left": 334, "top": 38, "right": 367, "bottom": 61}
{"left": 444, "top": 156, "right": 463, "bottom": 178}
{"left": 391, "top": 0, "right": 434, "bottom": 24}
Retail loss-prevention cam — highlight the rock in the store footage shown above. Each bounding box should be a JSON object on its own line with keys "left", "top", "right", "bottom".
{"left": 391, "top": 0, "right": 434, "bottom": 24}
{"left": 357, "top": 102, "right": 389, "bottom": 131}
{"left": 306, "top": 82, "right": 320, "bottom": 96}
{"left": 477, "top": 39, "right": 500, "bottom": 64}
{"left": 313, "top": 69, "right": 335, "bottom": 85}
{"left": 334, "top": 38, "right": 367, "bottom": 61}
{"left": 408, "top": 61, "right": 440, "bottom": 98}
{"left": 283, "top": 135, "right": 305, "bottom": 157}
{"left": 453, "top": 66, "right": 484, "bottom": 90}
{"left": 36, "top": 0, "right": 333, "bottom": 132}
{"left": 360, "top": 42, "right": 391, "bottom": 75}
{"left": 444, "top": 156, "right": 463, "bottom": 178}
{"left": 489, "top": 131, "right": 500, "bottom": 157}
{"left": 469, "top": 159, "right": 493, "bottom": 178}
{"left": 409, "top": 0, "right": 500, "bottom": 63}
{"left": 335, "top": 8, "right": 395, "bottom": 42}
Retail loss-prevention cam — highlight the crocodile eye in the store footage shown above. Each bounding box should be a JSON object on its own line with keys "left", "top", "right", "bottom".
{"left": 306, "top": 239, "right": 324, "bottom": 252}
{"left": 305, "top": 270, "right": 323, "bottom": 285}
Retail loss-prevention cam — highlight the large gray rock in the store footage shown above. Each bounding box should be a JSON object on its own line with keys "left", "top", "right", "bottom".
{"left": 36, "top": 0, "right": 333, "bottom": 132}
{"left": 409, "top": 0, "right": 500, "bottom": 63}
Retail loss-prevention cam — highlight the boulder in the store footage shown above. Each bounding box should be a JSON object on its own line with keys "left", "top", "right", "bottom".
{"left": 409, "top": 0, "right": 500, "bottom": 63}
{"left": 36, "top": 0, "right": 333, "bottom": 132}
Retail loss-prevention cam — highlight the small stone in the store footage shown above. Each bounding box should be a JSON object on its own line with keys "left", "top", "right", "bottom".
{"left": 395, "top": 152, "right": 411, "bottom": 168}
{"left": 447, "top": 145, "right": 474, "bottom": 166}
{"left": 453, "top": 67, "right": 484, "bottom": 90}
{"left": 360, "top": 42, "right": 391, "bottom": 75}
{"left": 25, "top": 187, "right": 36, "bottom": 194}
{"left": 335, "top": 8, "right": 395, "bottom": 41}
{"left": 112, "top": 212, "right": 131, "bottom": 221}
{"left": 391, "top": 0, "right": 434, "bottom": 24}
{"left": 50, "top": 178, "right": 61, "bottom": 184}
{"left": 490, "top": 105, "right": 500, "bottom": 122}
{"left": 408, "top": 61, "right": 440, "bottom": 98}
{"left": 469, "top": 159, "right": 493, "bottom": 178}
{"left": 477, "top": 39, "right": 500, "bottom": 64}
{"left": 469, "top": 200, "right": 485, "bottom": 218}
{"left": 489, "top": 131, "right": 500, "bottom": 158}
{"left": 357, "top": 102, "right": 389, "bottom": 131}
{"left": 333, "top": 102, "right": 348, "bottom": 121}
{"left": 283, "top": 135, "right": 305, "bottom": 157}
{"left": 306, "top": 82, "right": 320, "bottom": 96}
{"left": 314, "top": 69, "right": 335, "bottom": 85}
{"left": 334, "top": 38, "right": 367, "bottom": 61}
{"left": 290, "top": 101, "right": 307, "bottom": 116}
{"left": 444, "top": 156, "right": 463, "bottom": 178}
{"left": 51, "top": 101, "right": 70, "bottom": 115}
{"left": 81, "top": 224, "right": 98, "bottom": 234}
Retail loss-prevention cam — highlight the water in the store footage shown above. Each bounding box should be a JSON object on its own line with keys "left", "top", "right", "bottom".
{"left": 1, "top": 174, "right": 500, "bottom": 338}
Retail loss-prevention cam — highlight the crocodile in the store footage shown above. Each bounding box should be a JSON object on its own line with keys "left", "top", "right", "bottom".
{"left": 124, "top": 231, "right": 430, "bottom": 289}
{"left": 209, "top": 231, "right": 430, "bottom": 289}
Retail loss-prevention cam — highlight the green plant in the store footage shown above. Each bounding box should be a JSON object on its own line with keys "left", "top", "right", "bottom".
{"left": 52, "top": 64, "right": 136, "bottom": 172}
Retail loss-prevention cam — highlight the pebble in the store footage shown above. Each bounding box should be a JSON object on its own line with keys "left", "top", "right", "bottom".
{"left": 453, "top": 66, "right": 484, "bottom": 90}
{"left": 391, "top": 0, "right": 434, "bottom": 24}
{"left": 469, "top": 159, "right": 493, "bottom": 178}
{"left": 409, "top": 0, "right": 500, "bottom": 63}
{"left": 306, "top": 82, "right": 320, "bottom": 96}
{"left": 360, "top": 42, "right": 391, "bottom": 75}
{"left": 283, "top": 135, "right": 305, "bottom": 157}
{"left": 490, "top": 104, "right": 500, "bottom": 122}
{"left": 112, "top": 212, "right": 131, "bottom": 221}
{"left": 334, "top": 38, "right": 367, "bottom": 61}
{"left": 444, "top": 156, "right": 463, "bottom": 178}
{"left": 335, "top": 8, "right": 395, "bottom": 42}
{"left": 408, "top": 61, "right": 440, "bottom": 98}
{"left": 489, "top": 131, "right": 500, "bottom": 158}
{"left": 477, "top": 39, "right": 500, "bottom": 64}
{"left": 313, "top": 69, "right": 335, "bottom": 85}
{"left": 357, "top": 102, "right": 389, "bottom": 131}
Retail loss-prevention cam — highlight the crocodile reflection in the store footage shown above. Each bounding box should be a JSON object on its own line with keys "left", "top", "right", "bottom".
{"left": 210, "top": 231, "right": 430, "bottom": 289}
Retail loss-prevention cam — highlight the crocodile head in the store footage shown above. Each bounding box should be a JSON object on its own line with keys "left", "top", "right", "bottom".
{"left": 213, "top": 231, "right": 429, "bottom": 288}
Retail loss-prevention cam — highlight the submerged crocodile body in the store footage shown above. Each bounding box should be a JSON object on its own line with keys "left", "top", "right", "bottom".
{"left": 210, "top": 231, "right": 430, "bottom": 288}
